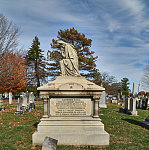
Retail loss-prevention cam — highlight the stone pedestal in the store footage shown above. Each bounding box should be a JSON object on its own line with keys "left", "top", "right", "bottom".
{"left": 32, "top": 76, "right": 109, "bottom": 146}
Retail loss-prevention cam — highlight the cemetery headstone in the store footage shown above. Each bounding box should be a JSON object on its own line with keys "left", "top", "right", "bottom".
{"left": 42, "top": 137, "right": 58, "bottom": 150}
{"left": 111, "top": 97, "right": 117, "bottom": 103}
{"left": 15, "top": 98, "right": 23, "bottom": 115}
{"left": 26, "top": 91, "right": 30, "bottom": 105}
{"left": 125, "top": 97, "right": 130, "bottom": 113}
{"left": 29, "top": 92, "right": 35, "bottom": 109}
{"left": 32, "top": 40, "right": 109, "bottom": 146}
{"left": 140, "top": 98, "right": 143, "bottom": 109}
{"left": 0, "top": 97, "right": 4, "bottom": 111}
{"left": 9, "top": 92, "right": 12, "bottom": 104}
{"left": 142, "top": 97, "right": 146, "bottom": 109}
{"left": 4, "top": 92, "right": 8, "bottom": 98}
{"left": 129, "top": 98, "right": 138, "bottom": 116}
{"left": 99, "top": 91, "right": 107, "bottom": 108}
{"left": 146, "top": 98, "right": 149, "bottom": 110}
{"left": 22, "top": 93, "right": 28, "bottom": 112}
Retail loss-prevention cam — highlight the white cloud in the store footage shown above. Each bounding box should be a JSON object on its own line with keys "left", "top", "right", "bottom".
{"left": 1, "top": 0, "right": 149, "bottom": 92}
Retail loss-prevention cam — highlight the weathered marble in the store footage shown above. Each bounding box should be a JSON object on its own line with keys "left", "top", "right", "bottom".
{"left": 57, "top": 40, "right": 80, "bottom": 77}
{"left": 129, "top": 98, "right": 138, "bottom": 116}
{"left": 99, "top": 91, "right": 107, "bottom": 108}
{"left": 9, "top": 92, "right": 12, "bottom": 104}
{"left": 32, "top": 76, "right": 109, "bottom": 146}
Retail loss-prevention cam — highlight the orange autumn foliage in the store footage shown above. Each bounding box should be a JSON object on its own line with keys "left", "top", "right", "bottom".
{"left": 0, "top": 52, "right": 27, "bottom": 93}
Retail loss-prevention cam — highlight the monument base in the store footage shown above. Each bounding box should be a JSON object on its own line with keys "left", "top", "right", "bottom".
{"left": 32, "top": 117, "right": 109, "bottom": 146}
{"left": 33, "top": 76, "right": 109, "bottom": 146}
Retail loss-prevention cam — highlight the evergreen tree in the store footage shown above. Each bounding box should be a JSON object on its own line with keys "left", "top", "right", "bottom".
{"left": 121, "top": 78, "right": 130, "bottom": 97}
{"left": 48, "top": 27, "right": 100, "bottom": 83}
{"left": 25, "top": 36, "right": 47, "bottom": 89}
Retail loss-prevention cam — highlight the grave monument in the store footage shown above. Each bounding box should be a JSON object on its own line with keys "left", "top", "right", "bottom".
{"left": 99, "top": 91, "right": 107, "bottom": 108}
{"left": 9, "top": 92, "right": 12, "bottom": 104}
{"left": 32, "top": 41, "right": 109, "bottom": 146}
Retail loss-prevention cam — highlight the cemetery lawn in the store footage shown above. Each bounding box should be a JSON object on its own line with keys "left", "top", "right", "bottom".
{"left": 0, "top": 100, "right": 148, "bottom": 150}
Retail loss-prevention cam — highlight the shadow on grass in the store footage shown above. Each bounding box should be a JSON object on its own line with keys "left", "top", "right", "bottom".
{"left": 122, "top": 118, "right": 142, "bottom": 126}
{"left": 33, "top": 121, "right": 40, "bottom": 128}
{"left": 121, "top": 118, "right": 149, "bottom": 130}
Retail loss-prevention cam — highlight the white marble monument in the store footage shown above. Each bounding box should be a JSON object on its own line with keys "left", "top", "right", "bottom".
{"left": 99, "top": 91, "right": 107, "bottom": 108}
{"left": 9, "top": 92, "right": 12, "bottom": 104}
{"left": 129, "top": 98, "right": 138, "bottom": 116}
{"left": 32, "top": 41, "right": 109, "bottom": 146}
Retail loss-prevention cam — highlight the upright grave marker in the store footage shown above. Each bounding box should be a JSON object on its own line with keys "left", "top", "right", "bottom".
{"left": 9, "top": 92, "right": 12, "bottom": 104}
{"left": 99, "top": 91, "right": 107, "bottom": 108}
{"left": 15, "top": 98, "right": 23, "bottom": 115}
{"left": 129, "top": 97, "right": 138, "bottom": 116}
{"left": 32, "top": 40, "right": 109, "bottom": 146}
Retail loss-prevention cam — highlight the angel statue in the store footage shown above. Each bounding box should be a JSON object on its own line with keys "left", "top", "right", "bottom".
{"left": 57, "top": 40, "right": 80, "bottom": 77}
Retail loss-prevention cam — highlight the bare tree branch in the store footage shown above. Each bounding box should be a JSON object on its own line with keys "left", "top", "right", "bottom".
{"left": 0, "top": 13, "right": 20, "bottom": 55}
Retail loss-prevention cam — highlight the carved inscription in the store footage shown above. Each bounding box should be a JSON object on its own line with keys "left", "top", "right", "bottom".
{"left": 50, "top": 98, "right": 92, "bottom": 116}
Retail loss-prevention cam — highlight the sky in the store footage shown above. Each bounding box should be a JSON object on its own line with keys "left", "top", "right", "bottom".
{"left": 1, "top": 0, "right": 149, "bottom": 93}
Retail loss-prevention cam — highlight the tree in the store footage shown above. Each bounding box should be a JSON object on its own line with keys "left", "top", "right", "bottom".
{"left": 0, "top": 13, "right": 19, "bottom": 55}
{"left": 24, "top": 36, "right": 47, "bottom": 89}
{"left": 138, "top": 91, "right": 145, "bottom": 96}
{"left": 106, "top": 82, "right": 122, "bottom": 96}
{"left": 121, "top": 78, "right": 130, "bottom": 97}
{"left": 48, "top": 27, "right": 99, "bottom": 83}
{"left": 101, "top": 72, "right": 116, "bottom": 87}
{"left": 0, "top": 52, "right": 27, "bottom": 93}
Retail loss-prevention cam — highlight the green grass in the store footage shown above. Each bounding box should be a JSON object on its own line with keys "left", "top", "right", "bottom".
{"left": 0, "top": 101, "right": 149, "bottom": 150}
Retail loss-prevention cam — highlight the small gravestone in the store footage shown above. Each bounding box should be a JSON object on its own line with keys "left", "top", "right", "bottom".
{"left": 129, "top": 98, "right": 138, "bottom": 116}
{"left": 42, "top": 137, "right": 58, "bottom": 150}
{"left": 145, "top": 98, "right": 149, "bottom": 110}
{"left": 4, "top": 92, "right": 8, "bottom": 98}
{"left": 99, "top": 91, "right": 107, "bottom": 108}
{"left": 29, "top": 92, "right": 35, "bottom": 110}
{"left": 0, "top": 97, "right": 5, "bottom": 111}
{"left": 136, "top": 99, "right": 141, "bottom": 109}
{"left": 22, "top": 93, "right": 28, "bottom": 112}
{"left": 26, "top": 91, "right": 30, "bottom": 105}
{"left": 142, "top": 98, "right": 146, "bottom": 109}
{"left": 9, "top": 92, "right": 12, "bottom": 104}
{"left": 111, "top": 99, "right": 117, "bottom": 104}
{"left": 15, "top": 98, "right": 23, "bottom": 115}
{"left": 140, "top": 98, "right": 143, "bottom": 109}
{"left": 125, "top": 97, "right": 130, "bottom": 112}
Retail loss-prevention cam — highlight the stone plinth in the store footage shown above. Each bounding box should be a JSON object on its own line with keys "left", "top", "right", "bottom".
{"left": 32, "top": 76, "right": 109, "bottom": 146}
